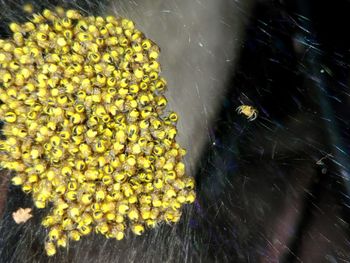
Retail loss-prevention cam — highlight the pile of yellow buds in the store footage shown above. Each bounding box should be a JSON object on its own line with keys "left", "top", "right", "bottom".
{"left": 0, "top": 7, "right": 195, "bottom": 256}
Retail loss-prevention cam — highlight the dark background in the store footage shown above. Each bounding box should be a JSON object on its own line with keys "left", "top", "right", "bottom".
{"left": 1, "top": 0, "right": 350, "bottom": 262}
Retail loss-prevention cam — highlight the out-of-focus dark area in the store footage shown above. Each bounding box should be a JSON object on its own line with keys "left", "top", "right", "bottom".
{"left": 1, "top": 0, "right": 350, "bottom": 262}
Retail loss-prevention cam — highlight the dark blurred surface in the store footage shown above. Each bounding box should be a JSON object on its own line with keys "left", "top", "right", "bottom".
{"left": 1, "top": 0, "right": 350, "bottom": 262}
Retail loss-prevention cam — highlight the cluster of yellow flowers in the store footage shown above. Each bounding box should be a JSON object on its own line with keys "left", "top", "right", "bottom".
{"left": 0, "top": 7, "right": 195, "bottom": 256}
